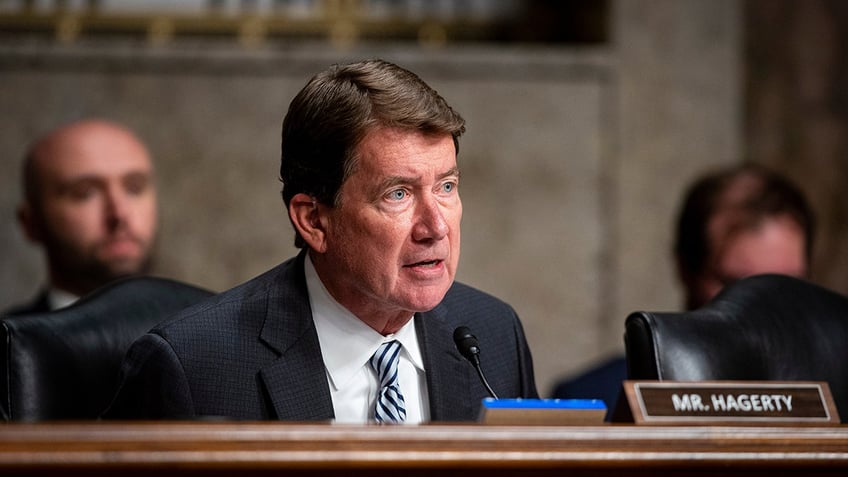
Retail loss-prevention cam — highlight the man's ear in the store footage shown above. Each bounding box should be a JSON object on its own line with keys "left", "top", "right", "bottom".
{"left": 289, "top": 193, "right": 328, "bottom": 253}
{"left": 17, "top": 202, "right": 43, "bottom": 244}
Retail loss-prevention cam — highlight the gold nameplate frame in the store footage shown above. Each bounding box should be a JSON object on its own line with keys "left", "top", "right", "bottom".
{"left": 622, "top": 380, "right": 840, "bottom": 425}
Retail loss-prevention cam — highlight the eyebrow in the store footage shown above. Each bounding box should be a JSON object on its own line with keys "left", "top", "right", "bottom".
{"left": 54, "top": 169, "right": 153, "bottom": 191}
{"left": 375, "top": 166, "right": 461, "bottom": 192}
{"left": 441, "top": 166, "right": 461, "bottom": 181}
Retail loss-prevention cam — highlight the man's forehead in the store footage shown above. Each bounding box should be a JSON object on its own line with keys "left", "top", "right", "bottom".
{"left": 37, "top": 155, "right": 152, "bottom": 184}
{"left": 34, "top": 136, "right": 152, "bottom": 182}
{"left": 356, "top": 129, "right": 456, "bottom": 164}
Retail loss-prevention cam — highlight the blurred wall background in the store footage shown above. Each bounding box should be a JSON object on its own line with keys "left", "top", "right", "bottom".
{"left": 0, "top": 0, "right": 844, "bottom": 398}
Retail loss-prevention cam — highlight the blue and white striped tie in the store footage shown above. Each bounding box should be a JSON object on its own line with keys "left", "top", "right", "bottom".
{"left": 370, "top": 340, "right": 406, "bottom": 423}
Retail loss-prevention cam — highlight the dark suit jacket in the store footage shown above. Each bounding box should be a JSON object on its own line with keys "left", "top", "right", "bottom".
{"left": 2, "top": 290, "right": 51, "bottom": 317}
{"left": 105, "top": 251, "right": 538, "bottom": 421}
{"left": 550, "top": 354, "right": 626, "bottom": 422}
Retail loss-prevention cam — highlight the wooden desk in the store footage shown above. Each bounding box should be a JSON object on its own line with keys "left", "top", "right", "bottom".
{"left": 1, "top": 422, "right": 847, "bottom": 476}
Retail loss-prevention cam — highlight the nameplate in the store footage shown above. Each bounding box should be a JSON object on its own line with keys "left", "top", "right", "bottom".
{"left": 623, "top": 381, "right": 840, "bottom": 425}
{"left": 479, "top": 398, "right": 607, "bottom": 426}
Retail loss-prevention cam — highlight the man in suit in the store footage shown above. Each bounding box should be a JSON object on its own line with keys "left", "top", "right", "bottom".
{"left": 4, "top": 119, "right": 158, "bottom": 316}
{"left": 106, "top": 59, "right": 538, "bottom": 422}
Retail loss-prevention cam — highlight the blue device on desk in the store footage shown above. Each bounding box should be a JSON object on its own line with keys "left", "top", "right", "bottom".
{"left": 482, "top": 398, "right": 607, "bottom": 410}
{"left": 479, "top": 398, "right": 608, "bottom": 425}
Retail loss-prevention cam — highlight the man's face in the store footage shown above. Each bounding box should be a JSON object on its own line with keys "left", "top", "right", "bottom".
{"left": 24, "top": 123, "right": 158, "bottom": 295}
{"left": 315, "top": 127, "right": 462, "bottom": 326}
{"left": 689, "top": 214, "right": 807, "bottom": 309}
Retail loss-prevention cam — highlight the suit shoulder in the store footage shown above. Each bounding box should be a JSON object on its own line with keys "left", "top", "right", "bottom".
{"left": 2, "top": 291, "right": 50, "bottom": 316}
{"left": 154, "top": 257, "right": 299, "bottom": 334}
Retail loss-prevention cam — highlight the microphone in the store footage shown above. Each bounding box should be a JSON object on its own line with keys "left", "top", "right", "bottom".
{"left": 453, "top": 326, "right": 499, "bottom": 399}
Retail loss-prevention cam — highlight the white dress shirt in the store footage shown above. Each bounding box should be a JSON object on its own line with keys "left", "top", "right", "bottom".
{"left": 304, "top": 254, "right": 430, "bottom": 424}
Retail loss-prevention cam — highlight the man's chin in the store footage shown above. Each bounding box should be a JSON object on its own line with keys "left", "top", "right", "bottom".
{"left": 403, "top": 287, "right": 453, "bottom": 313}
{"left": 98, "top": 255, "right": 152, "bottom": 278}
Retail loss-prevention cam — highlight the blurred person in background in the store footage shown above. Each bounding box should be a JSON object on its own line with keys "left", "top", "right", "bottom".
{"left": 4, "top": 119, "right": 158, "bottom": 316}
{"left": 551, "top": 162, "right": 815, "bottom": 414}
{"left": 674, "top": 163, "right": 814, "bottom": 310}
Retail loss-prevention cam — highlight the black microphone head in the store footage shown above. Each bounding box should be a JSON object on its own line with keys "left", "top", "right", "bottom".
{"left": 453, "top": 326, "right": 498, "bottom": 399}
{"left": 453, "top": 326, "right": 481, "bottom": 363}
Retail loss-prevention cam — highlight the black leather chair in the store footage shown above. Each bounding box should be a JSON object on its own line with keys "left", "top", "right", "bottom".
{"left": 625, "top": 274, "right": 848, "bottom": 422}
{"left": 0, "top": 276, "right": 213, "bottom": 421}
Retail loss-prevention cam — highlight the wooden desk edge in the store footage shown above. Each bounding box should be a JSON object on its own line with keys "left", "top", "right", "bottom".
{"left": 1, "top": 422, "right": 847, "bottom": 473}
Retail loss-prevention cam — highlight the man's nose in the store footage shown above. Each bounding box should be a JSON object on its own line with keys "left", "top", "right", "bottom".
{"left": 104, "top": 186, "right": 129, "bottom": 227}
{"left": 412, "top": 195, "right": 449, "bottom": 242}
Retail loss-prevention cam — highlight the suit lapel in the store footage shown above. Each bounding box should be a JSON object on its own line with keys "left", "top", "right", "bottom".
{"left": 258, "top": 252, "right": 334, "bottom": 421}
{"left": 417, "top": 302, "right": 477, "bottom": 421}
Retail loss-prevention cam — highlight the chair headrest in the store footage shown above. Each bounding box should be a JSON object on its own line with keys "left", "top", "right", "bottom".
{"left": 1, "top": 276, "right": 213, "bottom": 421}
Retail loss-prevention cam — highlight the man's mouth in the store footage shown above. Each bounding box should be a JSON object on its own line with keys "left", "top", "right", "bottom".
{"left": 405, "top": 259, "right": 442, "bottom": 268}
{"left": 99, "top": 235, "right": 143, "bottom": 257}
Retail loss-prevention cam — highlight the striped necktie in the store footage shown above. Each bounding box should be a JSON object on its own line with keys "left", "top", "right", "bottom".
{"left": 370, "top": 340, "right": 406, "bottom": 423}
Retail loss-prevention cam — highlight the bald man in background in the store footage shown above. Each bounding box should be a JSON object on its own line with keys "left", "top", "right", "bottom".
{"left": 4, "top": 119, "right": 158, "bottom": 316}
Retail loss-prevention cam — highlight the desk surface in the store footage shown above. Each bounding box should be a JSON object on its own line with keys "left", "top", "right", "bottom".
{"left": 2, "top": 422, "right": 848, "bottom": 476}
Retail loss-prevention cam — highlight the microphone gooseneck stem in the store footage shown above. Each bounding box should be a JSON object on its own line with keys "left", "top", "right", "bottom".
{"left": 474, "top": 361, "right": 499, "bottom": 400}
{"left": 453, "top": 326, "right": 499, "bottom": 399}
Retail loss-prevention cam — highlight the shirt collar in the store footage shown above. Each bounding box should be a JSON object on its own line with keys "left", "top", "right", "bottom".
{"left": 304, "top": 254, "right": 424, "bottom": 390}
{"left": 47, "top": 287, "right": 79, "bottom": 311}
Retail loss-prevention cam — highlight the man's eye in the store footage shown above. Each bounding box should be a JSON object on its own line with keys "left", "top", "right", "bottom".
{"left": 124, "top": 174, "right": 151, "bottom": 195}
{"left": 388, "top": 189, "right": 407, "bottom": 201}
{"left": 67, "top": 184, "right": 96, "bottom": 200}
{"left": 442, "top": 181, "right": 456, "bottom": 193}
